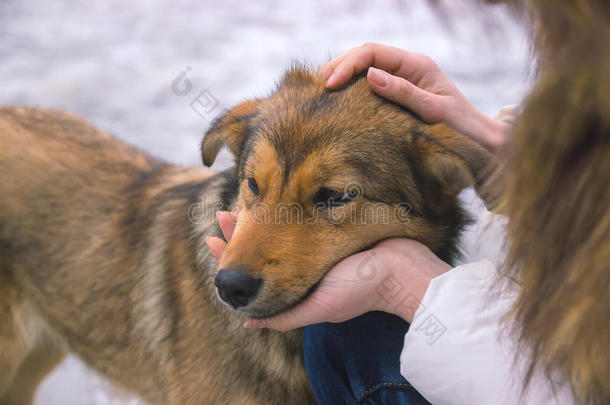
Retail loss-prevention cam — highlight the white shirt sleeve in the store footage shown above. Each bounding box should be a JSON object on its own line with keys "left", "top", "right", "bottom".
{"left": 400, "top": 260, "right": 575, "bottom": 404}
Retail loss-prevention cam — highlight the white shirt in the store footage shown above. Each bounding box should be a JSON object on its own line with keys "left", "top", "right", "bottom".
{"left": 399, "top": 190, "right": 575, "bottom": 404}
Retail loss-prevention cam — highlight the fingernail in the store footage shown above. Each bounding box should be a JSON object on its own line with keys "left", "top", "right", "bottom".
{"left": 244, "top": 319, "right": 261, "bottom": 329}
{"left": 368, "top": 67, "right": 388, "bottom": 88}
{"left": 326, "top": 72, "right": 338, "bottom": 88}
{"left": 204, "top": 236, "right": 211, "bottom": 245}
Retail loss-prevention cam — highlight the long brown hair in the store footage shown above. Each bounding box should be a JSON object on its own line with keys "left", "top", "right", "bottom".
{"left": 489, "top": 1, "right": 610, "bottom": 403}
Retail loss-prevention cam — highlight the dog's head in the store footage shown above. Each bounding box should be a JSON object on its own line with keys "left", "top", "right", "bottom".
{"left": 202, "top": 67, "right": 494, "bottom": 318}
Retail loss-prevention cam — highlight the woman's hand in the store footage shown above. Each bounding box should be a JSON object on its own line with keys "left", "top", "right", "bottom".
{"left": 319, "top": 42, "right": 510, "bottom": 152}
{"left": 206, "top": 211, "right": 452, "bottom": 331}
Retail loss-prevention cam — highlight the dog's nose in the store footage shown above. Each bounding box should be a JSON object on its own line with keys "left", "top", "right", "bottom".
{"left": 215, "top": 268, "right": 263, "bottom": 309}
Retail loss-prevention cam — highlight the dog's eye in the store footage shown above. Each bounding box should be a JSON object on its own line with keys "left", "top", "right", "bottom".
{"left": 312, "top": 187, "right": 354, "bottom": 208}
{"left": 247, "top": 177, "right": 259, "bottom": 197}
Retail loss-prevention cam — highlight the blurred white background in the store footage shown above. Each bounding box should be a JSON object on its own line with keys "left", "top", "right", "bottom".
{"left": 0, "top": 0, "right": 530, "bottom": 403}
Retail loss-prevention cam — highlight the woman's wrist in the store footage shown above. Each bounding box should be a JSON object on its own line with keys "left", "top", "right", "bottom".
{"left": 448, "top": 103, "right": 510, "bottom": 153}
{"left": 478, "top": 114, "right": 510, "bottom": 152}
{"left": 383, "top": 273, "right": 432, "bottom": 323}
{"left": 373, "top": 242, "right": 452, "bottom": 323}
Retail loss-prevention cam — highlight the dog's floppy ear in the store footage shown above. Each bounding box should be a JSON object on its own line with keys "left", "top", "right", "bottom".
{"left": 201, "top": 99, "right": 261, "bottom": 167}
{"left": 415, "top": 124, "right": 498, "bottom": 208}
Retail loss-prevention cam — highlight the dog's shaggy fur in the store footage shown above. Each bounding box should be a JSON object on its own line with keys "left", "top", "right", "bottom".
{"left": 0, "top": 69, "right": 493, "bottom": 404}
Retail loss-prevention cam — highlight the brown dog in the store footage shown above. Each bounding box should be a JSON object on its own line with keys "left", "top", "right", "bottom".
{"left": 0, "top": 67, "right": 494, "bottom": 404}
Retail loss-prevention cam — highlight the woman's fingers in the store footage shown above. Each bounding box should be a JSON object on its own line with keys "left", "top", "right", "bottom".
{"left": 205, "top": 236, "right": 227, "bottom": 259}
{"left": 244, "top": 297, "right": 329, "bottom": 332}
{"left": 217, "top": 210, "right": 238, "bottom": 241}
{"left": 206, "top": 210, "right": 239, "bottom": 259}
{"left": 320, "top": 43, "right": 397, "bottom": 88}
{"left": 367, "top": 67, "right": 446, "bottom": 123}
{"left": 321, "top": 43, "right": 439, "bottom": 89}
{"left": 318, "top": 47, "right": 358, "bottom": 81}
{"left": 244, "top": 311, "right": 302, "bottom": 332}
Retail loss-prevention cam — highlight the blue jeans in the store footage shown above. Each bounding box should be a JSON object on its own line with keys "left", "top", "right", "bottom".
{"left": 303, "top": 311, "right": 430, "bottom": 405}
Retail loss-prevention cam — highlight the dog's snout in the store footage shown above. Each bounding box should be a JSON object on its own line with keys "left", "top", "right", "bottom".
{"left": 215, "top": 268, "right": 263, "bottom": 309}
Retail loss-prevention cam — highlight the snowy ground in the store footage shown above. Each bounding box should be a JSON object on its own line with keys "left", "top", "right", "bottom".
{"left": 1, "top": 0, "right": 530, "bottom": 403}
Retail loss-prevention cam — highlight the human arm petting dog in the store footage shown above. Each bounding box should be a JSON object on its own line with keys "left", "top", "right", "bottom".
{"left": 319, "top": 42, "right": 511, "bottom": 154}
